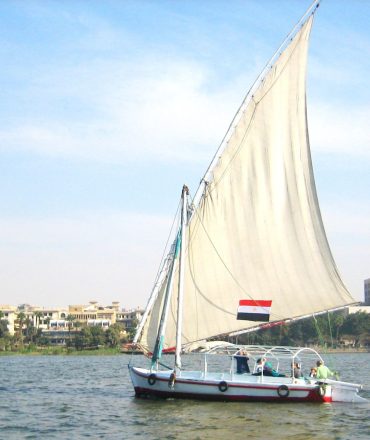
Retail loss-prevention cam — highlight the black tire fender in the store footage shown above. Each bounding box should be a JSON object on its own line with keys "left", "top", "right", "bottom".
{"left": 218, "top": 380, "right": 228, "bottom": 392}
{"left": 277, "top": 385, "right": 290, "bottom": 398}
{"left": 148, "top": 373, "right": 156, "bottom": 386}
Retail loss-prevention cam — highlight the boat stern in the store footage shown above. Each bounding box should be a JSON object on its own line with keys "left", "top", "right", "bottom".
{"left": 325, "top": 379, "right": 367, "bottom": 403}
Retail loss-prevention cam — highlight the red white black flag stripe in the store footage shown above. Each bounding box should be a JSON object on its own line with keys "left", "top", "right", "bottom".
{"left": 237, "top": 299, "right": 272, "bottom": 322}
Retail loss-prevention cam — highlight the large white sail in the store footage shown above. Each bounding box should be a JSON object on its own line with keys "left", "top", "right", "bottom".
{"left": 139, "top": 14, "right": 355, "bottom": 353}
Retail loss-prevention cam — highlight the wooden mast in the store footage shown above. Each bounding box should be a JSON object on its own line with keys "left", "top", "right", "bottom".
{"left": 175, "top": 185, "right": 188, "bottom": 372}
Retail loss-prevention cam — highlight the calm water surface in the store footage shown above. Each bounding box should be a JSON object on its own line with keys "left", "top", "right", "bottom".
{"left": 0, "top": 353, "right": 369, "bottom": 439}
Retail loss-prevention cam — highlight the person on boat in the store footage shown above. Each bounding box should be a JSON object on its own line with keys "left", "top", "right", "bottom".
{"left": 265, "top": 361, "right": 286, "bottom": 377}
{"left": 254, "top": 357, "right": 265, "bottom": 374}
{"left": 263, "top": 360, "right": 274, "bottom": 373}
{"left": 234, "top": 349, "right": 250, "bottom": 374}
{"left": 309, "top": 367, "right": 317, "bottom": 378}
{"left": 253, "top": 358, "right": 286, "bottom": 377}
{"left": 315, "top": 360, "right": 334, "bottom": 380}
{"left": 293, "top": 362, "right": 302, "bottom": 378}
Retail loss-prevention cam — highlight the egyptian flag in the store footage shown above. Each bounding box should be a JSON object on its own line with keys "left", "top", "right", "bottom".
{"left": 237, "top": 299, "right": 272, "bottom": 322}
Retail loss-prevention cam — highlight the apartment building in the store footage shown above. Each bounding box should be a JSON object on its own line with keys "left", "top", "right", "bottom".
{"left": 0, "top": 305, "right": 17, "bottom": 335}
{"left": 116, "top": 307, "right": 144, "bottom": 332}
{"left": 0, "top": 301, "right": 144, "bottom": 344}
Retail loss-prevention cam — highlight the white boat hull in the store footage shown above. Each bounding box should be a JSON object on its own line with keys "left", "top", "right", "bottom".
{"left": 129, "top": 366, "right": 364, "bottom": 403}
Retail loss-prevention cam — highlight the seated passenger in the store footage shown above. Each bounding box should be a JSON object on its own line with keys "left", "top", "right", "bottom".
{"left": 235, "top": 349, "right": 250, "bottom": 374}
{"left": 253, "top": 358, "right": 286, "bottom": 377}
{"left": 265, "top": 361, "right": 286, "bottom": 377}
{"left": 253, "top": 357, "right": 265, "bottom": 375}
{"left": 293, "top": 362, "right": 302, "bottom": 378}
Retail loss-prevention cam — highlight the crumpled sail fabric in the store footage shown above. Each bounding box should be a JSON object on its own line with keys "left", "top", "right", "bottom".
{"left": 139, "top": 16, "right": 354, "bottom": 353}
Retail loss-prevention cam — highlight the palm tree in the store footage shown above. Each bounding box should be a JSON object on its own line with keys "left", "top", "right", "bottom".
{"left": 24, "top": 316, "right": 33, "bottom": 342}
{"left": 34, "top": 311, "right": 44, "bottom": 329}
{"left": 16, "top": 312, "right": 26, "bottom": 346}
{"left": 0, "top": 311, "right": 9, "bottom": 344}
{"left": 66, "top": 314, "right": 76, "bottom": 345}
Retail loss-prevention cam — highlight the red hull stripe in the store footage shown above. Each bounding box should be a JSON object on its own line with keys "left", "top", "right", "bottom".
{"left": 162, "top": 347, "right": 176, "bottom": 353}
{"left": 132, "top": 368, "right": 321, "bottom": 394}
{"left": 134, "top": 387, "right": 327, "bottom": 403}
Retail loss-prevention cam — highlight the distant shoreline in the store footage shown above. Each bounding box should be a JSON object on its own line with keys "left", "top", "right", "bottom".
{"left": 0, "top": 347, "right": 368, "bottom": 356}
{"left": 0, "top": 347, "right": 122, "bottom": 356}
{"left": 320, "top": 348, "right": 369, "bottom": 354}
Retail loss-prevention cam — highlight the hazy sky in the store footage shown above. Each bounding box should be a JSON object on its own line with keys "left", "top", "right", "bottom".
{"left": 0, "top": 0, "right": 369, "bottom": 310}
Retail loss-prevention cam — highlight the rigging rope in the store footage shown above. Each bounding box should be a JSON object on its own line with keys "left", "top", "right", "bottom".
{"left": 133, "top": 197, "right": 182, "bottom": 345}
{"left": 313, "top": 313, "right": 338, "bottom": 376}
{"left": 191, "top": 0, "right": 321, "bottom": 209}
{"left": 187, "top": 189, "right": 284, "bottom": 322}
{"left": 154, "top": 198, "right": 182, "bottom": 283}
{"left": 313, "top": 314, "right": 326, "bottom": 347}
{"left": 327, "top": 311, "right": 334, "bottom": 348}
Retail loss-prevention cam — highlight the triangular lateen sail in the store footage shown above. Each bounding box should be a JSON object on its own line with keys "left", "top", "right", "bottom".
{"left": 138, "top": 13, "right": 355, "bottom": 353}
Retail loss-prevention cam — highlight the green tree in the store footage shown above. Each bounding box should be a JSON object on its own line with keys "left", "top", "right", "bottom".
{"left": 236, "top": 311, "right": 363, "bottom": 348}
{"left": 24, "top": 316, "right": 34, "bottom": 342}
{"left": 331, "top": 313, "right": 345, "bottom": 345}
{"left": 0, "top": 315, "right": 14, "bottom": 351}
{"left": 65, "top": 314, "right": 76, "bottom": 345}
{"left": 127, "top": 317, "right": 139, "bottom": 342}
{"left": 16, "top": 312, "right": 26, "bottom": 346}
{"left": 105, "top": 324, "right": 123, "bottom": 348}
{"left": 341, "top": 312, "right": 370, "bottom": 347}
{"left": 0, "top": 319, "right": 9, "bottom": 338}
{"left": 34, "top": 311, "right": 44, "bottom": 329}
{"left": 90, "top": 326, "right": 105, "bottom": 347}
{"left": 74, "top": 327, "right": 93, "bottom": 350}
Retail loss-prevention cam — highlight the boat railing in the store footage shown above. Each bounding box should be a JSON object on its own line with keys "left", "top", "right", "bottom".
{"left": 129, "top": 344, "right": 324, "bottom": 381}
{"left": 200, "top": 344, "right": 324, "bottom": 380}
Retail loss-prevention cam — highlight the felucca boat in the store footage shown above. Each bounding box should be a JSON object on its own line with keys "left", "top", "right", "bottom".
{"left": 129, "top": 0, "right": 366, "bottom": 403}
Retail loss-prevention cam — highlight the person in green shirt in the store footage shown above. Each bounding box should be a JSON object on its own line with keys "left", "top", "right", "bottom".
{"left": 315, "top": 360, "right": 334, "bottom": 380}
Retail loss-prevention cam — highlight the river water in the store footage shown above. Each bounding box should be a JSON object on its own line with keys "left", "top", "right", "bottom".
{"left": 0, "top": 353, "right": 369, "bottom": 439}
